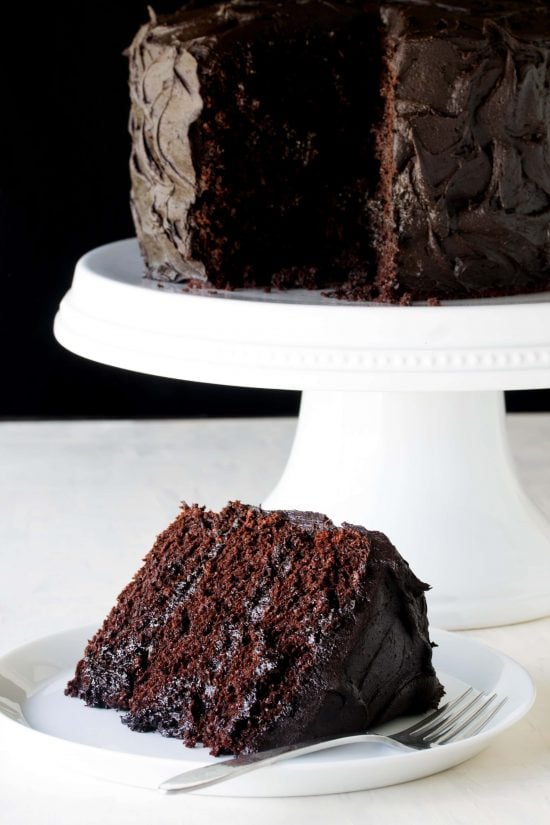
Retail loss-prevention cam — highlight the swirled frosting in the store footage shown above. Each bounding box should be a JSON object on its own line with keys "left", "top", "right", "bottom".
{"left": 128, "top": 10, "right": 207, "bottom": 281}
{"left": 385, "top": 0, "right": 550, "bottom": 300}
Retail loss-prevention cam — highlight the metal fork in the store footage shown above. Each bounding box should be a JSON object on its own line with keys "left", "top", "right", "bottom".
{"left": 158, "top": 688, "right": 507, "bottom": 793}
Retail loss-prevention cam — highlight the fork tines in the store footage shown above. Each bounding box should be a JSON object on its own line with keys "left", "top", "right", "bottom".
{"left": 398, "top": 688, "right": 507, "bottom": 747}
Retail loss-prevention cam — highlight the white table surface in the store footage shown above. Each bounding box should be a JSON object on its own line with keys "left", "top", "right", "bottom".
{"left": 1, "top": 414, "right": 549, "bottom": 824}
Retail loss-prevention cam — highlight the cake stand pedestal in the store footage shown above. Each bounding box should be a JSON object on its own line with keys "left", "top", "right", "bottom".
{"left": 53, "top": 239, "right": 550, "bottom": 629}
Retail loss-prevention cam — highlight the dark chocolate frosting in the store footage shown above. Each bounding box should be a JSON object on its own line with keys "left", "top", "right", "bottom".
{"left": 250, "top": 518, "right": 442, "bottom": 751}
{"left": 385, "top": 0, "right": 550, "bottom": 300}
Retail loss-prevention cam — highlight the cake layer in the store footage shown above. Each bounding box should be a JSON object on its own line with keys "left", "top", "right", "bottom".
{"left": 128, "top": 0, "right": 550, "bottom": 304}
{"left": 66, "top": 502, "right": 443, "bottom": 755}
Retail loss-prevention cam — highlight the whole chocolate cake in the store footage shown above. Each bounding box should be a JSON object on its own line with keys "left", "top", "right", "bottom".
{"left": 66, "top": 502, "right": 443, "bottom": 755}
{"left": 128, "top": 0, "right": 550, "bottom": 304}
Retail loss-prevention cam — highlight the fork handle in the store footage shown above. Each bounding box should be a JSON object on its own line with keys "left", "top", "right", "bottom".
{"left": 158, "top": 733, "right": 407, "bottom": 793}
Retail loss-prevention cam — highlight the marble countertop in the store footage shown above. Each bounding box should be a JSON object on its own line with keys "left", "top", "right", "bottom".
{"left": 1, "top": 415, "right": 549, "bottom": 824}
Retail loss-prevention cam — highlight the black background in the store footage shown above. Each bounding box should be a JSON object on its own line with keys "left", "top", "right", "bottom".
{"left": 1, "top": 2, "right": 548, "bottom": 419}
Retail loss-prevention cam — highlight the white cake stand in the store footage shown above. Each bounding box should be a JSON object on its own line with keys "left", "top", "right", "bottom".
{"left": 54, "top": 238, "right": 550, "bottom": 630}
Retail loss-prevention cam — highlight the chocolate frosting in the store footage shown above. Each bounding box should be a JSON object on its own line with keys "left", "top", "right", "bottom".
{"left": 128, "top": 10, "right": 207, "bottom": 281}
{"left": 251, "top": 521, "right": 442, "bottom": 751}
{"left": 385, "top": 0, "right": 550, "bottom": 299}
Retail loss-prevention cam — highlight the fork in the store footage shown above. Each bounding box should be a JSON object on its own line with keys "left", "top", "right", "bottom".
{"left": 158, "top": 688, "right": 507, "bottom": 793}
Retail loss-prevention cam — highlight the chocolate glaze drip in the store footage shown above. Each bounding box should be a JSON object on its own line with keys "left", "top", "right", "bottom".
{"left": 127, "top": 0, "right": 550, "bottom": 303}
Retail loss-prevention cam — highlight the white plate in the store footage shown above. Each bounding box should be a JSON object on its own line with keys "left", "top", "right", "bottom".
{"left": 0, "top": 625, "right": 534, "bottom": 797}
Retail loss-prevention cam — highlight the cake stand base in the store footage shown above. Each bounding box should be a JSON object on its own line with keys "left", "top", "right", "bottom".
{"left": 263, "top": 389, "right": 550, "bottom": 629}
{"left": 54, "top": 240, "right": 550, "bottom": 630}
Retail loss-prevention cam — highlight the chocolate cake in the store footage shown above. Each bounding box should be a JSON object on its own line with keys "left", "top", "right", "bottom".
{"left": 128, "top": 0, "right": 550, "bottom": 304}
{"left": 66, "top": 502, "right": 443, "bottom": 755}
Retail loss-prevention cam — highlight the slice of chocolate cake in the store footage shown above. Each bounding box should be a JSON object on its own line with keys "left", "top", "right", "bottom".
{"left": 127, "top": 0, "right": 550, "bottom": 304}
{"left": 66, "top": 502, "right": 443, "bottom": 755}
